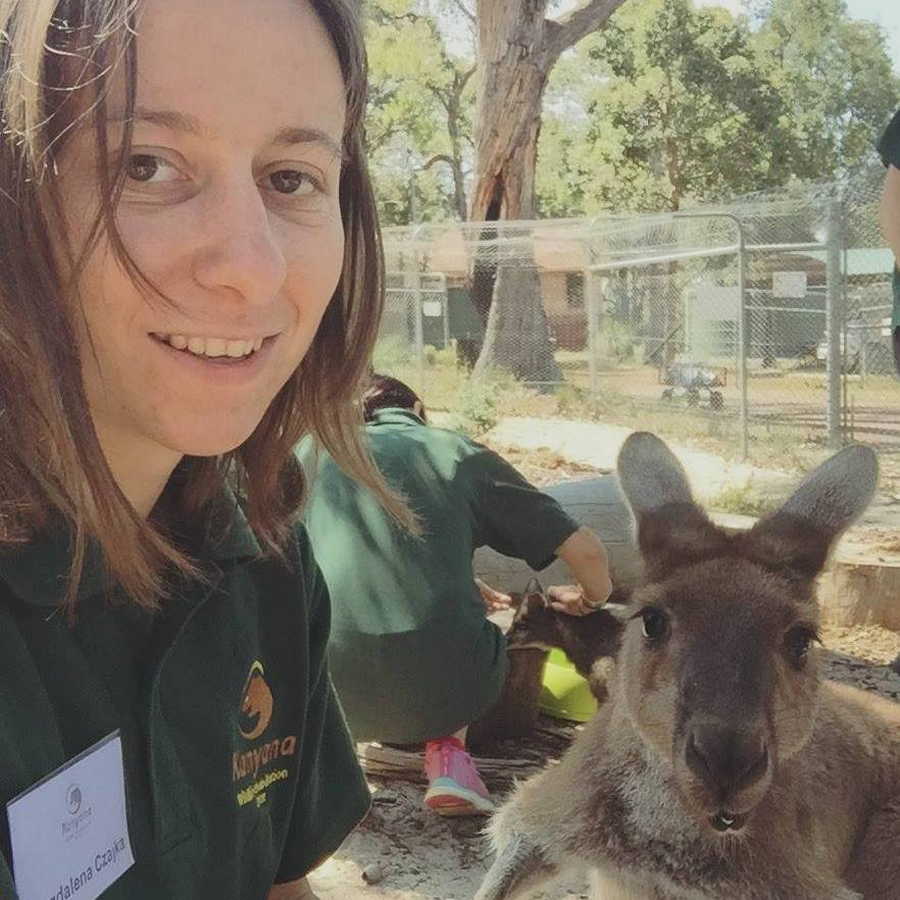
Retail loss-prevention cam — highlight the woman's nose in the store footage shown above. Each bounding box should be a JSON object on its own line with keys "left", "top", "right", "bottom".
{"left": 191, "top": 181, "right": 287, "bottom": 305}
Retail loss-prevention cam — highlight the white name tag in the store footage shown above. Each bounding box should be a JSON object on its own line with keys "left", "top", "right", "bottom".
{"left": 6, "top": 731, "right": 135, "bottom": 900}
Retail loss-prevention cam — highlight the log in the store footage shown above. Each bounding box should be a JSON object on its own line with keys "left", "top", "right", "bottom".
{"left": 817, "top": 554, "right": 900, "bottom": 630}
{"left": 358, "top": 742, "right": 542, "bottom": 787}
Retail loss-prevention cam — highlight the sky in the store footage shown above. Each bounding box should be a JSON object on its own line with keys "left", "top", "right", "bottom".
{"left": 695, "top": 0, "right": 900, "bottom": 69}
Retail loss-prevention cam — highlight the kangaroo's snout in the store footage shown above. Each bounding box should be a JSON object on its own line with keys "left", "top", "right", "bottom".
{"left": 685, "top": 722, "right": 770, "bottom": 802}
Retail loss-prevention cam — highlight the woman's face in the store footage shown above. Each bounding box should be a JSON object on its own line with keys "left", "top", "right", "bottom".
{"left": 58, "top": 0, "right": 347, "bottom": 464}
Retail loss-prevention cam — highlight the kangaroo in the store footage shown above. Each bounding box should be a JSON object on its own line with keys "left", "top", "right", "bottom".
{"left": 476, "top": 432, "right": 900, "bottom": 900}
{"left": 505, "top": 578, "right": 626, "bottom": 702}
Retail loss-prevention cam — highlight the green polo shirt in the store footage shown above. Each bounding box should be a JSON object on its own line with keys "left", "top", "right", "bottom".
{"left": 0, "top": 494, "right": 369, "bottom": 899}
{"left": 877, "top": 108, "right": 900, "bottom": 330}
{"left": 300, "top": 408, "right": 580, "bottom": 744}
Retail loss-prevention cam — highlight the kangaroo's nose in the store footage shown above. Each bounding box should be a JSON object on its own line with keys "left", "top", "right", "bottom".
{"left": 685, "top": 724, "right": 769, "bottom": 798}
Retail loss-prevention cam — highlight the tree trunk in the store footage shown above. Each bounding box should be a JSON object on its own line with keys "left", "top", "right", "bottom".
{"left": 468, "top": 0, "right": 629, "bottom": 382}
{"left": 445, "top": 93, "right": 469, "bottom": 222}
{"left": 472, "top": 263, "right": 562, "bottom": 386}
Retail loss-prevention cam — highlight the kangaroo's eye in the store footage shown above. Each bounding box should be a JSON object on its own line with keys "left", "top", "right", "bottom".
{"left": 785, "top": 625, "right": 819, "bottom": 668}
{"left": 638, "top": 607, "right": 669, "bottom": 642}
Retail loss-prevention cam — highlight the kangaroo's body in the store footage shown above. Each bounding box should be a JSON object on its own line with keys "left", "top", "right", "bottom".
{"left": 477, "top": 434, "right": 900, "bottom": 900}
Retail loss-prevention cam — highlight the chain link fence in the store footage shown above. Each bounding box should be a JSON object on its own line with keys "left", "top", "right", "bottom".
{"left": 377, "top": 166, "right": 898, "bottom": 484}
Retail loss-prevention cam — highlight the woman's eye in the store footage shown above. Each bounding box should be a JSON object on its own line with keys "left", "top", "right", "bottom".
{"left": 126, "top": 154, "right": 181, "bottom": 184}
{"left": 266, "top": 169, "right": 318, "bottom": 196}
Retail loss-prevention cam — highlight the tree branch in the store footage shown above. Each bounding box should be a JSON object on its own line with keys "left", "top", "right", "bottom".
{"left": 422, "top": 153, "right": 456, "bottom": 171}
{"left": 458, "top": 63, "right": 477, "bottom": 93}
{"left": 544, "top": 0, "right": 628, "bottom": 68}
{"left": 450, "top": 0, "right": 476, "bottom": 28}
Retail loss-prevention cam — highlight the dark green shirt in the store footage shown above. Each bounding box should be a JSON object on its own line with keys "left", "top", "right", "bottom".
{"left": 877, "top": 108, "right": 900, "bottom": 330}
{"left": 300, "top": 409, "right": 580, "bottom": 743}
{"left": 0, "top": 498, "right": 369, "bottom": 899}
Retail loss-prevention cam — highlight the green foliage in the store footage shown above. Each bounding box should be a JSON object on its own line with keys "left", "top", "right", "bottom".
{"left": 364, "top": 0, "right": 476, "bottom": 224}
{"left": 452, "top": 377, "right": 500, "bottom": 437}
{"left": 372, "top": 335, "right": 418, "bottom": 373}
{"left": 706, "top": 479, "right": 778, "bottom": 517}
{"left": 537, "top": 0, "right": 900, "bottom": 216}
{"left": 751, "top": 0, "right": 900, "bottom": 177}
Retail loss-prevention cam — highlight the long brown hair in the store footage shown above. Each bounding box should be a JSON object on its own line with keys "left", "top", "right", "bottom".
{"left": 0, "top": 0, "right": 408, "bottom": 609}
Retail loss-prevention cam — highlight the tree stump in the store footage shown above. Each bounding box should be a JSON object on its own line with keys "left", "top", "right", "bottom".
{"left": 817, "top": 553, "right": 900, "bottom": 630}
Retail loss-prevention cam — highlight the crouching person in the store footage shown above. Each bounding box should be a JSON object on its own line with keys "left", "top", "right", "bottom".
{"left": 299, "top": 375, "right": 612, "bottom": 817}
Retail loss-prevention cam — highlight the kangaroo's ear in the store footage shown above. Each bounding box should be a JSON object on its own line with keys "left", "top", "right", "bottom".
{"left": 617, "top": 432, "right": 727, "bottom": 578}
{"left": 617, "top": 432, "right": 694, "bottom": 513}
{"left": 748, "top": 445, "right": 878, "bottom": 578}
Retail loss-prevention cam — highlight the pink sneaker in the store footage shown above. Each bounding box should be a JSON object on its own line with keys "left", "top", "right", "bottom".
{"left": 423, "top": 737, "right": 494, "bottom": 817}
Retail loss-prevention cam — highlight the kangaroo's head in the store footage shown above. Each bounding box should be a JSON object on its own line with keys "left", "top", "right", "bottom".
{"left": 613, "top": 432, "right": 877, "bottom": 837}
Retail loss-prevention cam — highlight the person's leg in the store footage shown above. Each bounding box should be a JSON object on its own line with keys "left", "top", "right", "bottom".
{"left": 423, "top": 726, "right": 494, "bottom": 816}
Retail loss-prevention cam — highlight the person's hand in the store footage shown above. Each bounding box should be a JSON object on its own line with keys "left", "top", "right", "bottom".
{"left": 553, "top": 527, "right": 613, "bottom": 613}
{"left": 547, "top": 583, "right": 606, "bottom": 617}
{"left": 475, "top": 578, "right": 513, "bottom": 612}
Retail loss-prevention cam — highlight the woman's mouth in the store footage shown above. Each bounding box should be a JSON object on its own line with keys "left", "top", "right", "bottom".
{"left": 150, "top": 332, "right": 266, "bottom": 361}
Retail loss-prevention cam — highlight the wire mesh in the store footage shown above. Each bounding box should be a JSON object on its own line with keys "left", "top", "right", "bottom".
{"left": 377, "top": 165, "right": 899, "bottom": 480}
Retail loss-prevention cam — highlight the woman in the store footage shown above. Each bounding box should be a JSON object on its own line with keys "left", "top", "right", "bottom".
{"left": 0, "top": 1, "right": 401, "bottom": 897}
{"left": 302, "top": 375, "right": 613, "bottom": 817}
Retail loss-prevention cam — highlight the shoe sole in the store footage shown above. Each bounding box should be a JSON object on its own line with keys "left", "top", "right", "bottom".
{"left": 424, "top": 781, "right": 494, "bottom": 817}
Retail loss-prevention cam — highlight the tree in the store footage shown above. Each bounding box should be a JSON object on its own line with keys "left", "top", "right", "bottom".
{"left": 751, "top": 0, "right": 899, "bottom": 178}
{"left": 365, "top": 0, "right": 476, "bottom": 224}
{"left": 470, "top": 0, "right": 628, "bottom": 220}
{"left": 468, "top": 0, "right": 629, "bottom": 384}
{"left": 538, "top": 0, "right": 800, "bottom": 214}
{"left": 536, "top": 0, "right": 899, "bottom": 215}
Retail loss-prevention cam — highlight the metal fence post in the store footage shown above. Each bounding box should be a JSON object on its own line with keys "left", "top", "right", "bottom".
{"left": 585, "top": 247, "right": 599, "bottom": 399}
{"left": 736, "top": 219, "right": 748, "bottom": 461}
{"left": 405, "top": 225, "right": 425, "bottom": 390}
{"left": 825, "top": 201, "right": 843, "bottom": 449}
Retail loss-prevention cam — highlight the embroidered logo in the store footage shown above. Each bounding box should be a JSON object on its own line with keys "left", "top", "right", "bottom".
{"left": 239, "top": 660, "right": 274, "bottom": 740}
{"left": 232, "top": 659, "right": 298, "bottom": 809}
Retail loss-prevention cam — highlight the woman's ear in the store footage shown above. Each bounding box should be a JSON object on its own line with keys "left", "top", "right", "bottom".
{"left": 413, "top": 400, "right": 426, "bottom": 422}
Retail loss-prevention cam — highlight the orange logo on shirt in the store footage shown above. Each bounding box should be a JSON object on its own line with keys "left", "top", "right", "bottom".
{"left": 233, "top": 659, "right": 298, "bottom": 807}
{"left": 239, "top": 660, "right": 274, "bottom": 740}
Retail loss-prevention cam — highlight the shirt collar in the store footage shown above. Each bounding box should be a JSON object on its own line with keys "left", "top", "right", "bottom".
{"left": 366, "top": 407, "right": 425, "bottom": 427}
{"left": 0, "top": 489, "right": 261, "bottom": 609}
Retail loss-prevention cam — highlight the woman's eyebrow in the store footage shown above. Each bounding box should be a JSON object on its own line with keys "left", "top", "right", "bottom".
{"left": 113, "top": 106, "right": 344, "bottom": 158}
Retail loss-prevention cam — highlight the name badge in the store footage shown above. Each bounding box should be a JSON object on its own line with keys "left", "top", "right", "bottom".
{"left": 6, "top": 731, "right": 135, "bottom": 900}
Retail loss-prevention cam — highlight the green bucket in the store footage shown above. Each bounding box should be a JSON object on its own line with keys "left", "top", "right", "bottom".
{"left": 538, "top": 648, "right": 598, "bottom": 723}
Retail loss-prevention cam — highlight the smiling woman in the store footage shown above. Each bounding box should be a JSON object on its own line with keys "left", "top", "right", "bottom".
{"left": 0, "top": 0, "right": 403, "bottom": 898}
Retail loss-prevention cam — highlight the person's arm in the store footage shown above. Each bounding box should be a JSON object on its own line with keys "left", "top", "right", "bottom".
{"left": 880, "top": 164, "right": 900, "bottom": 264}
{"left": 548, "top": 526, "right": 613, "bottom": 615}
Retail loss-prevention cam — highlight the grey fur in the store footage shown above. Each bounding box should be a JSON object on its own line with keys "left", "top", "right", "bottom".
{"left": 476, "top": 434, "right": 898, "bottom": 900}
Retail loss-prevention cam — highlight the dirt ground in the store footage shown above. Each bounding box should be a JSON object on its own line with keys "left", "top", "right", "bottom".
{"left": 572, "top": 364, "right": 900, "bottom": 452}
{"left": 310, "top": 423, "right": 899, "bottom": 900}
